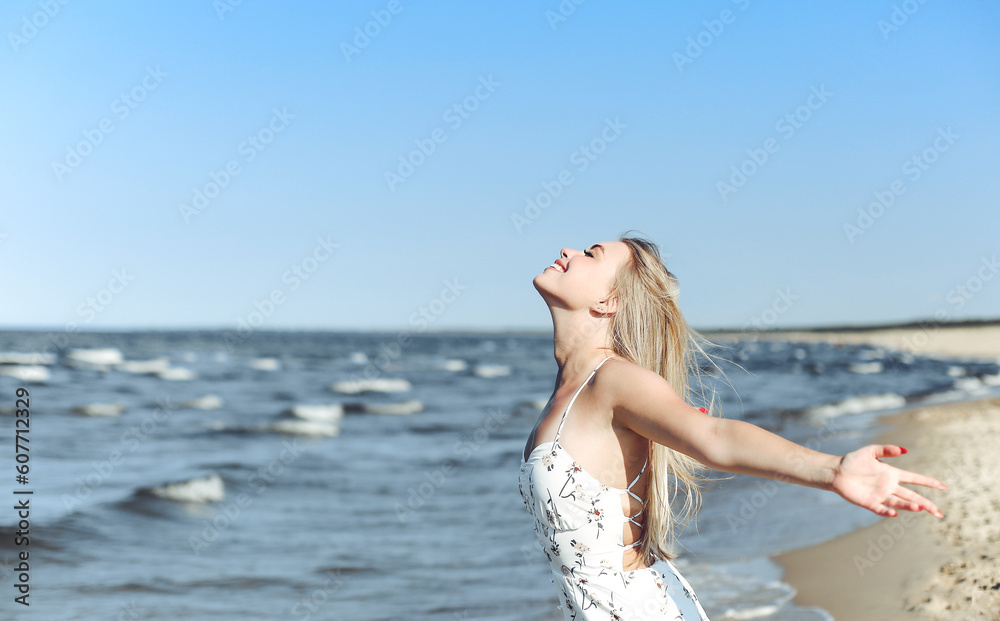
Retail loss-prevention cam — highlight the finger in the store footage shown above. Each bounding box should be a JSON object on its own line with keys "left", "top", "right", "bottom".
{"left": 885, "top": 495, "right": 922, "bottom": 513}
{"left": 874, "top": 444, "right": 907, "bottom": 459}
{"left": 869, "top": 500, "right": 898, "bottom": 518}
{"left": 897, "top": 469, "right": 949, "bottom": 491}
{"left": 888, "top": 488, "right": 945, "bottom": 518}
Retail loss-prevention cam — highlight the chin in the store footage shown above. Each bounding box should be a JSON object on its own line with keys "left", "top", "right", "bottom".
{"left": 532, "top": 274, "right": 560, "bottom": 307}
{"left": 532, "top": 273, "right": 550, "bottom": 294}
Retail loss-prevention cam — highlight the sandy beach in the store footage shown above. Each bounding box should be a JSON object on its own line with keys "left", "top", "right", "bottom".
{"left": 755, "top": 324, "right": 1000, "bottom": 620}
{"left": 709, "top": 323, "right": 1000, "bottom": 362}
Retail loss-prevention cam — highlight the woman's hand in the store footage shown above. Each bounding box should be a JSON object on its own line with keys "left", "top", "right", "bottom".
{"left": 830, "top": 444, "right": 947, "bottom": 518}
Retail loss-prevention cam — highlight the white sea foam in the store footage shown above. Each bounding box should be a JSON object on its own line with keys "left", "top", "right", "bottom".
{"left": 64, "top": 348, "right": 124, "bottom": 370}
{"left": 156, "top": 367, "right": 196, "bottom": 381}
{"left": 250, "top": 357, "right": 281, "bottom": 371}
{"left": 348, "top": 351, "right": 368, "bottom": 365}
{"left": 146, "top": 474, "right": 225, "bottom": 503}
{"left": 71, "top": 402, "right": 127, "bottom": 417}
{"left": 947, "top": 366, "right": 966, "bottom": 377}
{"left": 329, "top": 378, "right": 411, "bottom": 394}
{"left": 719, "top": 604, "right": 780, "bottom": 620}
{"left": 0, "top": 352, "right": 56, "bottom": 365}
{"left": 180, "top": 394, "right": 223, "bottom": 410}
{"left": 0, "top": 364, "right": 50, "bottom": 383}
{"left": 952, "top": 376, "right": 992, "bottom": 395}
{"left": 359, "top": 400, "right": 423, "bottom": 415}
{"left": 441, "top": 359, "right": 468, "bottom": 372}
{"left": 282, "top": 404, "right": 344, "bottom": 422}
{"left": 848, "top": 361, "right": 883, "bottom": 374}
{"left": 266, "top": 420, "right": 341, "bottom": 437}
{"left": 473, "top": 364, "right": 511, "bottom": 378}
{"left": 117, "top": 357, "right": 172, "bottom": 374}
{"left": 806, "top": 393, "right": 906, "bottom": 419}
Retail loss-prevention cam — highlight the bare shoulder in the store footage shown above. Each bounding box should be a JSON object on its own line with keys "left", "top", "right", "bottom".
{"left": 592, "top": 356, "right": 717, "bottom": 465}
{"left": 593, "top": 357, "right": 684, "bottom": 409}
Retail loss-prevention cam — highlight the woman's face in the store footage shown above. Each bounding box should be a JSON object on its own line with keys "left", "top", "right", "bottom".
{"left": 532, "top": 241, "right": 631, "bottom": 311}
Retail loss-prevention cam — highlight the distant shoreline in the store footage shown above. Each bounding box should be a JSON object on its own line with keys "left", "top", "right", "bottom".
{"left": 2, "top": 316, "right": 999, "bottom": 337}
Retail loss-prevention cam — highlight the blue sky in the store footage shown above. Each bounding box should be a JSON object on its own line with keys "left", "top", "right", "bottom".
{"left": 1, "top": 1, "right": 997, "bottom": 332}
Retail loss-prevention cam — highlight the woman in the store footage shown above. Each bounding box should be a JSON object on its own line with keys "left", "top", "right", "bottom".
{"left": 517, "top": 234, "right": 947, "bottom": 620}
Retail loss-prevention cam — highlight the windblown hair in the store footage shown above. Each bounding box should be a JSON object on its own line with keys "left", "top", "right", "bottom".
{"left": 606, "top": 233, "right": 724, "bottom": 566}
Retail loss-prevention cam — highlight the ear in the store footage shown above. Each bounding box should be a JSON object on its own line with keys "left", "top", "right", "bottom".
{"left": 593, "top": 294, "right": 619, "bottom": 317}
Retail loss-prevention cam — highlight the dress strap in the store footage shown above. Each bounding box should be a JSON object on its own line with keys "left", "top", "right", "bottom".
{"left": 552, "top": 355, "right": 615, "bottom": 443}
{"left": 623, "top": 454, "right": 648, "bottom": 530}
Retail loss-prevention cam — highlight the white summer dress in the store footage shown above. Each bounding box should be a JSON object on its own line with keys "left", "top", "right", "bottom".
{"left": 518, "top": 355, "right": 711, "bottom": 620}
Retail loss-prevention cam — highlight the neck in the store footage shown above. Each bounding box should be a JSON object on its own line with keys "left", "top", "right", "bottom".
{"left": 548, "top": 305, "right": 615, "bottom": 389}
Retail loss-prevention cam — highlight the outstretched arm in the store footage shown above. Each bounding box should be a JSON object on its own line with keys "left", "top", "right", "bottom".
{"left": 604, "top": 361, "right": 948, "bottom": 519}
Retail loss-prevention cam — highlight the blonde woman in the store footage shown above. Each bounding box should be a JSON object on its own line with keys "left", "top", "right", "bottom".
{"left": 518, "top": 234, "right": 947, "bottom": 620}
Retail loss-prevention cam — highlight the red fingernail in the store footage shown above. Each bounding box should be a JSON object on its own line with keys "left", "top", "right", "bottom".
{"left": 698, "top": 407, "right": 708, "bottom": 413}
{"left": 899, "top": 446, "right": 908, "bottom": 454}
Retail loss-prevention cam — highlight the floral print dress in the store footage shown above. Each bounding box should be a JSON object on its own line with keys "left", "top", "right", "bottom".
{"left": 518, "top": 356, "right": 711, "bottom": 620}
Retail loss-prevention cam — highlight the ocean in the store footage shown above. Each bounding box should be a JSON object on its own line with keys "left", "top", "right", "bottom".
{"left": 0, "top": 329, "right": 998, "bottom": 620}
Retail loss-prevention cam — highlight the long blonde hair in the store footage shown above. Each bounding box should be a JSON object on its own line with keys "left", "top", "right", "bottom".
{"left": 607, "top": 233, "right": 724, "bottom": 565}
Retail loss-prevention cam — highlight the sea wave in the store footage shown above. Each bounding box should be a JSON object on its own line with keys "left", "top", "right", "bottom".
{"left": 140, "top": 474, "right": 225, "bottom": 504}
{"left": 329, "top": 378, "right": 412, "bottom": 394}
{"left": 806, "top": 393, "right": 906, "bottom": 419}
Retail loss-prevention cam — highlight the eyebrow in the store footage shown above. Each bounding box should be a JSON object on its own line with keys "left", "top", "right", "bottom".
{"left": 588, "top": 244, "right": 605, "bottom": 256}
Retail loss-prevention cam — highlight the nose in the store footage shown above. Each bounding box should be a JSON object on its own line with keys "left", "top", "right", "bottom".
{"left": 560, "top": 247, "right": 581, "bottom": 259}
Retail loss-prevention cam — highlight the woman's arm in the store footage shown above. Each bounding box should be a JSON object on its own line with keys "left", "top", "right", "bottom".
{"left": 603, "top": 361, "right": 948, "bottom": 518}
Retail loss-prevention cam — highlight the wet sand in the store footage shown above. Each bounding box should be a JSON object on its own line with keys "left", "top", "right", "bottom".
{"left": 774, "top": 396, "right": 1000, "bottom": 620}
{"left": 753, "top": 323, "right": 1000, "bottom": 620}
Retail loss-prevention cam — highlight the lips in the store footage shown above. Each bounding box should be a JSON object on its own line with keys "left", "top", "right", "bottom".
{"left": 546, "top": 262, "right": 565, "bottom": 273}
